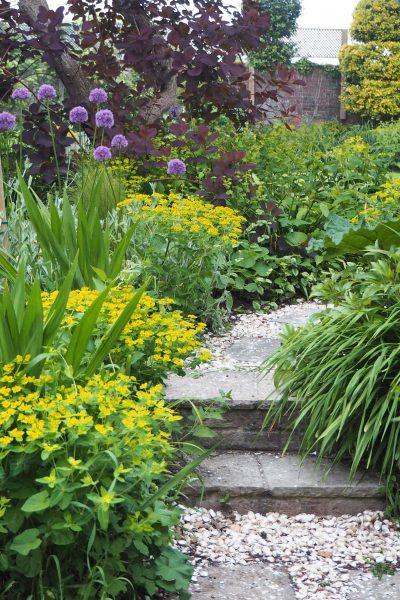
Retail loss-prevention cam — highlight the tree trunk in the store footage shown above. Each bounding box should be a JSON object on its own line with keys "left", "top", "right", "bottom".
{"left": 19, "top": 0, "right": 177, "bottom": 122}
{"left": 19, "top": 0, "right": 92, "bottom": 106}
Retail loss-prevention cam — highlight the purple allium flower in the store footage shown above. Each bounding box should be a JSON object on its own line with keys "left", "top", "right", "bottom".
{"left": 0, "top": 111, "right": 16, "bottom": 132}
{"left": 169, "top": 104, "right": 181, "bottom": 119}
{"left": 89, "top": 88, "right": 108, "bottom": 104}
{"left": 95, "top": 109, "right": 114, "bottom": 129}
{"left": 94, "top": 145, "right": 112, "bottom": 161}
{"left": 69, "top": 106, "right": 89, "bottom": 124}
{"left": 111, "top": 134, "right": 128, "bottom": 149}
{"left": 167, "top": 158, "right": 186, "bottom": 175}
{"left": 37, "top": 84, "right": 57, "bottom": 101}
{"left": 11, "top": 87, "right": 31, "bottom": 101}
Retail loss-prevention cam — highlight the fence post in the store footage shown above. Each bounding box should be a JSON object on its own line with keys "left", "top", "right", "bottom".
{"left": 249, "top": 67, "right": 255, "bottom": 105}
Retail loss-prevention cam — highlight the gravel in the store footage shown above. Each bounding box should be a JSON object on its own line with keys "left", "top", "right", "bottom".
{"left": 175, "top": 507, "right": 400, "bottom": 600}
{"left": 199, "top": 301, "right": 326, "bottom": 371}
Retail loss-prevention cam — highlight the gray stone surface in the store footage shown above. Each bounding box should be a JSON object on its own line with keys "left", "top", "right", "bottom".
{"left": 225, "top": 337, "right": 281, "bottom": 365}
{"left": 190, "top": 564, "right": 296, "bottom": 600}
{"left": 166, "top": 370, "right": 276, "bottom": 408}
{"left": 352, "top": 573, "right": 400, "bottom": 599}
{"left": 259, "top": 454, "right": 381, "bottom": 498}
{"left": 187, "top": 452, "right": 384, "bottom": 516}
{"left": 274, "top": 305, "right": 323, "bottom": 326}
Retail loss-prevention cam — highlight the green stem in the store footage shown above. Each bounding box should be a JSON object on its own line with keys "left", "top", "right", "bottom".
{"left": 18, "top": 107, "right": 23, "bottom": 173}
{"left": 46, "top": 104, "right": 62, "bottom": 195}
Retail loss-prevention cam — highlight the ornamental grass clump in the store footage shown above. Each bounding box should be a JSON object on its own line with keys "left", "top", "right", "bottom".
{"left": 262, "top": 245, "right": 400, "bottom": 501}
{"left": 0, "top": 360, "right": 193, "bottom": 598}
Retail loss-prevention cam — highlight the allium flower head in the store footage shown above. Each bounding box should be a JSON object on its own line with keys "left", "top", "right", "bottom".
{"left": 111, "top": 134, "right": 128, "bottom": 149}
{"left": 37, "top": 84, "right": 57, "bottom": 101}
{"left": 69, "top": 106, "right": 89, "bottom": 124}
{"left": 169, "top": 104, "right": 181, "bottom": 119}
{"left": 167, "top": 158, "right": 186, "bottom": 175}
{"left": 94, "top": 145, "right": 112, "bottom": 161}
{"left": 0, "top": 111, "right": 16, "bottom": 132}
{"left": 11, "top": 87, "right": 31, "bottom": 101}
{"left": 95, "top": 109, "right": 114, "bottom": 129}
{"left": 89, "top": 88, "right": 107, "bottom": 103}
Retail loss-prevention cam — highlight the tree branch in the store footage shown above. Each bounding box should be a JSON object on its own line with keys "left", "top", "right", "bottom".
{"left": 19, "top": 0, "right": 92, "bottom": 106}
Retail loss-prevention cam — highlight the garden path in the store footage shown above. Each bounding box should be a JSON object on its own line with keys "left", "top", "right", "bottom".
{"left": 166, "top": 302, "right": 400, "bottom": 600}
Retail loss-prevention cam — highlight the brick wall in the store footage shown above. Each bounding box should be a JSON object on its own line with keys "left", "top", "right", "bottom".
{"left": 254, "top": 66, "right": 350, "bottom": 123}
{"left": 289, "top": 67, "right": 343, "bottom": 122}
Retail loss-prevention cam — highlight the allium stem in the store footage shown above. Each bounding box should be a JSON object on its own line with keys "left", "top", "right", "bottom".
{"left": 46, "top": 105, "right": 62, "bottom": 195}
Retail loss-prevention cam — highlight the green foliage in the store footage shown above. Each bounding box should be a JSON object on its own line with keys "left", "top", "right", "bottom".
{"left": 325, "top": 220, "right": 400, "bottom": 257}
{"left": 341, "top": 0, "right": 400, "bottom": 119}
{"left": 0, "top": 362, "right": 196, "bottom": 599}
{"left": 228, "top": 239, "right": 320, "bottom": 310}
{"left": 293, "top": 58, "right": 340, "bottom": 78}
{"left": 118, "top": 193, "right": 244, "bottom": 331}
{"left": 262, "top": 245, "right": 400, "bottom": 505}
{"left": 369, "top": 561, "right": 396, "bottom": 579}
{"left": 351, "top": 0, "right": 400, "bottom": 43}
{"left": 17, "top": 174, "right": 136, "bottom": 290}
{"left": 247, "top": 0, "right": 301, "bottom": 71}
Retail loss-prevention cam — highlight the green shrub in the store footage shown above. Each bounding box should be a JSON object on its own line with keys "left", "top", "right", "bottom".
{"left": 340, "top": 0, "right": 400, "bottom": 119}
{"left": 118, "top": 192, "right": 245, "bottom": 330}
{"left": 0, "top": 361, "right": 193, "bottom": 599}
{"left": 228, "top": 239, "right": 319, "bottom": 310}
{"left": 262, "top": 245, "right": 400, "bottom": 503}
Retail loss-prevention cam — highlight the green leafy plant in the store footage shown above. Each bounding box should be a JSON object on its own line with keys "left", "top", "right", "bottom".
{"left": 17, "top": 173, "right": 136, "bottom": 290}
{"left": 262, "top": 245, "right": 400, "bottom": 508}
{"left": 0, "top": 362, "right": 198, "bottom": 599}
{"left": 119, "top": 193, "right": 245, "bottom": 330}
{"left": 247, "top": 0, "right": 301, "bottom": 72}
{"left": 228, "top": 239, "right": 319, "bottom": 310}
{"left": 340, "top": 0, "right": 400, "bottom": 119}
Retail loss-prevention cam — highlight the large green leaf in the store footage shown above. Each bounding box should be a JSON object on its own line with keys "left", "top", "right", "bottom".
{"left": 109, "top": 223, "right": 138, "bottom": 278}
{"left": 18, "top": 171, "right": 70, "bottom": 273}
{"left": 325, "top": 220, "right": 400, "bottom": 257}
{"left": 21, "top": 491, "right": 50, "bottom": 513}
{"left": 10, "top": 529, "right": 42, "bottom": 556}
{"left": 43, "top": 255, "right": 78, "bottom": 346}
{"left": 64, "top": 285, "right": 111, "bottom": 374}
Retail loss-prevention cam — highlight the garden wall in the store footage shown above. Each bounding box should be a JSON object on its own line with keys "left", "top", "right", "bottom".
{"left": 254, "top": 66, "right": 352, "bottom": 123}
{"left": 289, "top": 67, "right": 343, "bottom": 122}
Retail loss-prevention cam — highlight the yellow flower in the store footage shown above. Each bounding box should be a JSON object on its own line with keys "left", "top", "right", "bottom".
{"left": 68, "top": 457, "right": 82, "bottom": 468}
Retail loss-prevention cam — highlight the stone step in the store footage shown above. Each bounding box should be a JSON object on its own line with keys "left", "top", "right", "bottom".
{"left": 186, "top": 452, "right": 384, "bottom": 516}
{"left": 166, "top": 370, "right": 301, "bottom": 452}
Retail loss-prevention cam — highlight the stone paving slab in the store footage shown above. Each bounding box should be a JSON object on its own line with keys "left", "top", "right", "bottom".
{"left": 188, "top": 452, "right": 384, "bottom": 516}
{"left": 259, "top": 454, "right": 381, "bottom": 497}
{"left": 189, "top": 564, "right": 296, "bottom": 600}
{"left": 225, "top": 337, "right": 281, "bottom": 365}
{"left": 273, "top": 305, "right": 324, "bottom": 326}
{"left": 166, "top": 370, "right": 276, "bottom": 408}
{"left": 352, "top": 573, "right": 400, "bottom": 599}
